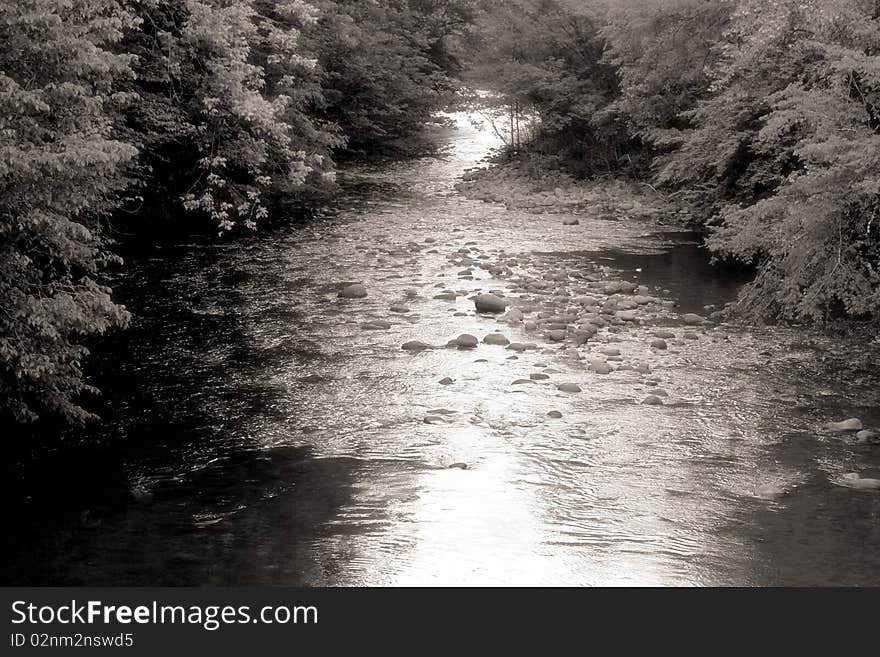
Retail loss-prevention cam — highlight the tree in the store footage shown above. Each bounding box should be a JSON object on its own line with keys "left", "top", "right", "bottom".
{"left": 659, "top": 0, "right": 880, "bottom": 321}
{"left": 117, "top": 0, "right": 335, "bottom": 233}
{"left": 305, "top": 0, "right": 463, "bottom": 156}
{"left": 598, "top": 0, "right": 732, "bottom": 141}
{"left": 465, "top": 0, "right": 622, "bottom": 172}
{"left": 0, "top": 0, "right": 138, "bottom": 423}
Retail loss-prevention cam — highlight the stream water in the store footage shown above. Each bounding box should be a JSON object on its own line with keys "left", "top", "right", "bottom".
{"left": 4, "top": 112, "right": 880, "bottom": 586}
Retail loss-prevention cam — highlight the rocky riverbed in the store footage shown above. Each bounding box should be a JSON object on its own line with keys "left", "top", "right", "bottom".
{"left": 5, "top": 111, "right": 880, "bottom": 586}
{"left": 329, "top": 208, "right": 879, "bottom": 455}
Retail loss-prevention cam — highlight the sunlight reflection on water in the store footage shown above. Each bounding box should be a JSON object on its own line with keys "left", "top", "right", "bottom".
{"left": 6, "top": 111, "right": 880, "bottom": 587}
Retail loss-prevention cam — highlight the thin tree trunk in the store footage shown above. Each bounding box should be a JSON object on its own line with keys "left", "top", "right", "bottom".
{"left": 510, "top": 103, "right": 515, "bottom": 151}
{"left": 515, "top": 100, "right": 521, "bottom": 150}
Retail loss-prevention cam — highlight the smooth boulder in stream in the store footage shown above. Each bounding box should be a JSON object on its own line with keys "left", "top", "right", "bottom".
{"left": 339, "top": 283, "right": 368, "bottom": 298}
{"left": 483, "top": 333, "right": 510, "bottom": 346}
{"left": 474, "top": 293, "right": 508, "bottom": 313}
{"left": 402, "top": 340, "right": 432, "bottom": 351}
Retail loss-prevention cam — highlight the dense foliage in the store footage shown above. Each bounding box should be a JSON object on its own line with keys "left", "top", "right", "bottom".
{"left": 307, "top": 0, "right": 475, "bottom": 155}
{"left": 118, "top": 0, "right": 339, "bottom": 231}
{"left": 659, "top": 0, "right": 880, "bottom": 321}
{"left": 1, "top": 0, "right": 474, "bottom": 424}
{"left": 469, "top": 0, "right": 880, "bottom": 323}
{"left": 0, "top": 1, "right": 137, "bottom": 423}
{"left": 466, "top": 1, "right": 623, "bottom": 171}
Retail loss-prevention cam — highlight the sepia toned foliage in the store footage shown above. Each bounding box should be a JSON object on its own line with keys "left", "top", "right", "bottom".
{"left": 658, "top": 0, "right": 880, "bottom": 321}
{"left": 0, "top": 0, "right": 138, "bottom": 423}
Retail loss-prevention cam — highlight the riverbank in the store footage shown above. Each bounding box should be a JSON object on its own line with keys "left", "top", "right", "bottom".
{"left": 3, "top": 112, "right": 880, "bottom": 586}
{"left": 454, "top": 153, "right": 690, "bottom": 224}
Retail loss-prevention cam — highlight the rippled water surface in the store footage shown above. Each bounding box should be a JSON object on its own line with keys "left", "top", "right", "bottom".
{"left": 6, "top": 113, "right": 880, "bottom": 586}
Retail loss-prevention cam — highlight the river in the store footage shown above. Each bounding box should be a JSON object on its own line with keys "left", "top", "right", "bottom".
{"left": 4, "top": 111, "right": 880, "bottom": 586}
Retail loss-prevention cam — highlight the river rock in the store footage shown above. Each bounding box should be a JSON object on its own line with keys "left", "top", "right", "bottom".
{"left": 856, "top": 429, "right": 878, "bottom": 441}
{"left": 562, "top": 218, "right": 579, "bottom": 226}
{"left": 642, "top": 395, "right": 663, "bottom": 405}
{"left": 439, "top": 377, "right": 454, "bottom": 385}
{"left": 681, "top": 313, "right": 704, "bottom": 326}
{"left": 512, "top": 379, "right": 537, "bottom": 385}
{"left": 503, "top": 308, "right": 524, "bottom": 323}
{"left": 507, "top": 342, "right": 538, "bottom": 352}
{"left": 455, "top": 334, "right": 478, "bottom": 349}
{"left": 483, "top": 333, "right": 510, "bottom": 346}
{"left": 390, "top": 304, "right": 410, "bottom": 313}
{"left": 574, "top": 327, "right": 597, "bottom": 341}
{"left": 589, "top": 360, "right": 612, "bottom": 374}
{"left": 557, "top": 383, "right": 582, "bottom": 393}
{"left": 474, "top": 293, "right": 508, "bottom": 313}
{"left": 605, "top": 281, "right": 637, "bottom": 295}
{"left": 547, "top": 411, "right": 563, "bottom": 418}
{"left": 448, "top": 463, "right": 468, "bottom": 470}
{"left": 599, "top": 347, "right": 621, "bottom": 357}
{"left": 402, "top": 340, "right": 431, "bottom": 351}
{"left": 339, "top": 283, "right": 367, "bottom": 298}
{"left": 548, "top": 329, "right": 566, "bottom": 342}
{"left": 361, "top": 321, "right": 391, "bottom": 330}
{"left": 650, "top": 339, "right": 668, "bottom": 350}
{"left": 653, "top": 330, "right": 676, "bottom": 339}
{"left": 615, "top": 310, "right": 638, "bottom": 322}
{"left": 826, "top": 418, "right": 863, "bottom": 432}
{"left": 530, "top": 373, "right": 550, "bottom": 380}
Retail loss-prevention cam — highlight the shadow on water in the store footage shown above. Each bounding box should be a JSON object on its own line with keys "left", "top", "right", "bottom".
{"left": 722, "top": 432, "right": 880, "bottom": 586}
{"left": 0, "top": 240, "right": 361, "bottom": 585}
{"left": 542, "top": 231, "right": 754, "bottom": 314}
{"left": 4, "top": 446, "right": 360, "bottom": 585}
